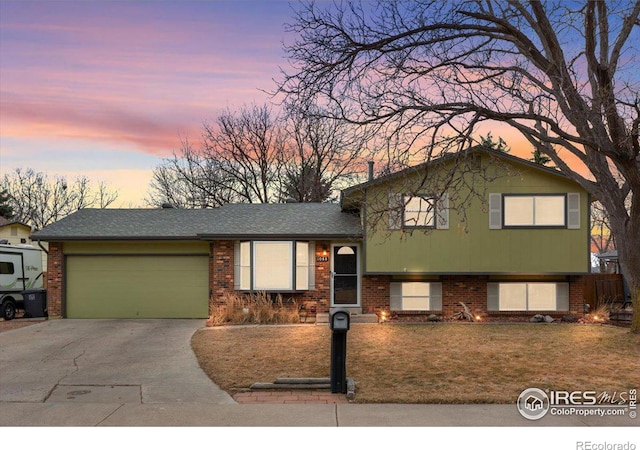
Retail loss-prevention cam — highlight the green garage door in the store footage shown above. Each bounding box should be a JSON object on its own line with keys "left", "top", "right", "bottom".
{"left": 66, "top": 255, "right": 209, "bottom": 318}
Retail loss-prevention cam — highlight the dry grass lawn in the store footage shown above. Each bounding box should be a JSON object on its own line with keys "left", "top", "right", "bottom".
{"left": 191, "top": 323, "right": 640, "bottom": 403}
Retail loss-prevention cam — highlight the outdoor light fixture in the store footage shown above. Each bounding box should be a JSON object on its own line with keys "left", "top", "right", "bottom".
{"left": 380, "top": 311, "right": 387, "bottom": 323}
{"left": 475, "top": 315, "right": 481, "bottom": 321}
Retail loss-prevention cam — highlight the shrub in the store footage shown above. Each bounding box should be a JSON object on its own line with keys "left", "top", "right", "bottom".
{"left": 207, "top": 292, "right": 300, "bottom": 326}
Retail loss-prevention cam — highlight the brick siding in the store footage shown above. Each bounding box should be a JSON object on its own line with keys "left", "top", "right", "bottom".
{"left": 207, "top": 240, "right": 332, "bottom": 315}
{"left": 46, "top": 242, "right": 63, "bottom": 317}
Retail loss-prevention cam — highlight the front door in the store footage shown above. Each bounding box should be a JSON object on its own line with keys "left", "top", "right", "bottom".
{"left": 331, "top": 244, "right": 360, "bottom": 306}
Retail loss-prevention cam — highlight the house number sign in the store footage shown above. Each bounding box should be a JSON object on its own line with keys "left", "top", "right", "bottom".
{"left": 316, "top": 256, "right": 329, "bottom": 262}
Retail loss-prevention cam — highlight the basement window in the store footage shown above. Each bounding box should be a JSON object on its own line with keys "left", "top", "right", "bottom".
{"left": 488, "top": 282, "right": 569, "bottom": 311}
{"left": 390, "top": 282, "right": 442, "bottom": 311}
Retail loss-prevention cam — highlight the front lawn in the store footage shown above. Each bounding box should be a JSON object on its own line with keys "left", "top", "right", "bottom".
{"left": 191, "top": 323, "right": 640, "bottom": 403}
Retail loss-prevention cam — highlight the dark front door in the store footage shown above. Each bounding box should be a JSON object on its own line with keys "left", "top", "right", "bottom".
{"left": 331, "top": 245, "right": 359, "bottom": 306}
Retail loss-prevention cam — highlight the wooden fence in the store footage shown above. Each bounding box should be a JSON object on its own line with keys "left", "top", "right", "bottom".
{"left": 583, "top": 273, "right": 626, "bottom": 310}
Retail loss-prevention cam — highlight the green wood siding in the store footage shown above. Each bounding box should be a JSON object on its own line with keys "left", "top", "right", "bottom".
{"left": 363, "top": 156, "right": 589, "bottom": 274}
{"left": 64, "top": 242, "right": 210, "bottom": 318}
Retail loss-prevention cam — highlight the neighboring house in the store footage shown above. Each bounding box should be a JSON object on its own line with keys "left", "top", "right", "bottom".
{"left": 32, "top": 147, "right": 590, "bottom": 320}
{"left": 0, "top": 217, "right": 48, "bottom": 273}
{"left": 0, "top": 217, "right": 32, "bottom": 245}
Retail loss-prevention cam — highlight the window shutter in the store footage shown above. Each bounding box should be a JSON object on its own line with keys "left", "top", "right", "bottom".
{"left": 556, "top": 283, "right": 569, "bottom": 311}
{"left": 436, "top": 193, "right": 449, "bottom": 229}
{"left": 388, "top": 193, "right": 403, "bottom": 230}
{"left": 233, "top": 241, "right": 240, "bottom": 290}
{"left": 430, "top": 282, "right": 442, "bottom": 311}
{"left": 487, "top": 283, "right": 499, "bottom": 311}
{"left": 489, "top": 194, "right": 502, "bottom": 229}
{"left": 390, "top": 282, "right": 402, "bottom": 310}
{"left": 308, "top": 241, "right": 316, "bottom": 290}
{"left": 567, "top": 193, "right": 580, "bottom": 229}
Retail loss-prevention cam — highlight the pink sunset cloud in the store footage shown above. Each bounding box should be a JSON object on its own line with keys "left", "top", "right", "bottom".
{"left": 0, "top": 1, "right": 290, "bottom": 168}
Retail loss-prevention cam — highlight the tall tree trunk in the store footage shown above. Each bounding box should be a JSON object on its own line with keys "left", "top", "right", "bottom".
{"left": 609, "top": 215, "right": 640, "bottom": 333}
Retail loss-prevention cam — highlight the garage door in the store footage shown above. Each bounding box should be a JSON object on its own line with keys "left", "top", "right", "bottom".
{"left": 66, "top": 255, "right": 209, "bottom": 318}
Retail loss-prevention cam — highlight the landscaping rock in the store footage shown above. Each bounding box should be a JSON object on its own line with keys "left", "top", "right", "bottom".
{"left": 530, "top": 314, "right": 545, "bottom": 323}
{"left": 427, "top": 314, "right": 440, "bottom": 322}
{"left": 544, "top": 315, "right": 555, "bottom": 323}
{"left": 562, "top": 314, "right": 578, "bottom": 323}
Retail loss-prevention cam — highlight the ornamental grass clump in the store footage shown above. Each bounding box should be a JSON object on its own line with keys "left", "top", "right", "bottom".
{"left": 207, "top": 292, "right": 300, "bottom": 326}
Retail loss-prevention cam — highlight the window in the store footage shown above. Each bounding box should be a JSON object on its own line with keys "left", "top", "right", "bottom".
{"left": 390, "top": 282, "right": 442, "bottom": 311}
{"left": 389, "top": 193, "right": 449, "bottom": 230}
{"left": 403, "top": 195, "right": 435, "bottom": 228}
{"left": 503, "top": 195, "right": 566, "bottom": 227}
{"left": 235, "top": 241, "right": 314, "bottom": 292}
{"left": 10, "top": 226, "right": 18, "bottom": 237}
{"left": 0, "top": 262, "right": 15, "bottom": 275}
{"left": 488, "top": 282, "right": 569, "bottom": 311}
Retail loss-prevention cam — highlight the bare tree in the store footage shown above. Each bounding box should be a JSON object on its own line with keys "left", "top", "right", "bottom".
{"left": 279, "top": 1, "right": 640, "bottom": 332}
{"left": 147, "top": 103, "right": 371, "bottom": 206}
{"left": 1, "top": 168, "right": 119, "bottom": 229}
{"left": 146, "top": 139, "right": 243, "bottom": 208}
{"left": 281, "top": 103, "right": 372, "bottom": 202}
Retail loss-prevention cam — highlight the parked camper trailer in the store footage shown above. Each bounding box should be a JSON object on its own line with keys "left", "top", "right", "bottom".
{"left": 0, "top": 244, "right": 44, "bottom": 320}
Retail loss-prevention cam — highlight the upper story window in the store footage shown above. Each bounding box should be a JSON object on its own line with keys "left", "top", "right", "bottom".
{"left": 235, "top": 241, "right": 314, "bottom": 292}
{"left": 403, "top": 195, "right": 435, "bottom": 228}
{"left": 503, "top": 195, "right": 565, "bottom": 227}
{"left": 388, "top": 193, "right": 449, "bottom": 230}
{"left": 489, "top": 193, "right": 580, "bottom": 230}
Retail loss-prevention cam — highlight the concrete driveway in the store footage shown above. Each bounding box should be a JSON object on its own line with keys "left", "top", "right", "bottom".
{"left": 0, "top": 319, "right": 234, "bottom": 405}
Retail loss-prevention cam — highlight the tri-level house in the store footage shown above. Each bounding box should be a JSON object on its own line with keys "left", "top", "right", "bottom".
{"left": 341, "top": 147, "right": 589, "bottom": 321}
{"left": 33, "top": 147, "right": 589, "bottom": 321}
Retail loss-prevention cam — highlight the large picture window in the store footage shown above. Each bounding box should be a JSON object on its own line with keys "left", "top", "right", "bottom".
{"left": 236, "top": 241, "right": 314, "bottom": 292}
{"left": 488, "top": 282, "right": 569, "bottom": 311}
{"left": 503, "top": 195, "right": 566, "bottom": 227}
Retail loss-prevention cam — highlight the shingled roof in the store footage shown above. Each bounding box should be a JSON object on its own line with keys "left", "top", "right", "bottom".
{"left": 31, "top": 203, "right": 362, "bottom": 241}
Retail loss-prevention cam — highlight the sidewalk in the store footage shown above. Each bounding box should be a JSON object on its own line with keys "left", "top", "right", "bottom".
{"left": 1, "top": 401, "right": 637, "bottom": 427}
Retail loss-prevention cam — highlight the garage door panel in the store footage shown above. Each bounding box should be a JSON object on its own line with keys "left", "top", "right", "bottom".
{"left": 66, "top": 255, "right": 209, "bottom": 318}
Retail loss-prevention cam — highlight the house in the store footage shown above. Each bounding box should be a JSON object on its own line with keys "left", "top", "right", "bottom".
{"left": 0, "top": 217, "right": 32, "bottom": 245}
{"left": 32, "top": 147, "right": 590, "bottom": 320}
{"left": 0, "top": 217, "right": 48, "bottom": 273}
{"left": 31, "top": 203, "right": 361, "bottom": 318}
{"left": 342, "top": 147, "right": 589, "bottom": 320}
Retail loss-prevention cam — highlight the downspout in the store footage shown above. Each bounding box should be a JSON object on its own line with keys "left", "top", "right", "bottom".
{"left": 37, "top": 240, "right": 49, "bottom": 254}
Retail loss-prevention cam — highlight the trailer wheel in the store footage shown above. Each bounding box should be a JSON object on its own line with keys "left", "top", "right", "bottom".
{"left": 1, "top": 300, "right": 16, "bottom": 321}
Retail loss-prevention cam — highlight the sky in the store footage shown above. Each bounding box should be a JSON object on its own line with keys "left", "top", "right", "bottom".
{"left": 1, "top": 0, "right": 295, "bottom": 206}
{"left": 0, "top": 1, "right": 605, "bottom": 208}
